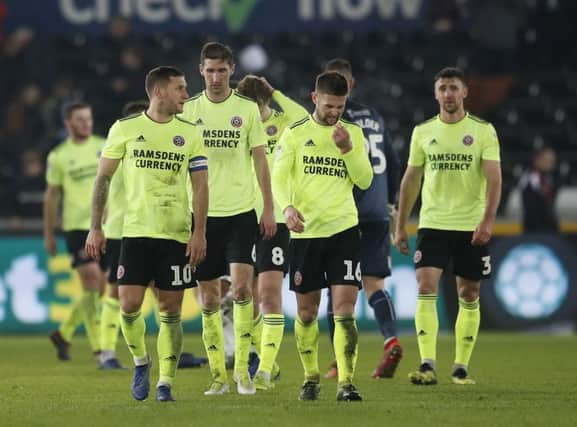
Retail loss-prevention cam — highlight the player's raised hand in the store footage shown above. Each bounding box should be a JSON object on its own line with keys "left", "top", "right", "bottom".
{"left": 332, "top": 123, "right": 352, "bottom": 154}
{"left": 284, "top": 205, "right": 305, "bottom": 233}
{"left": 260, "top": 208, "right": 277, "bottom": 240}
{"left": 85, "top": 229, "right": 106, "bottom": 261}
{"left": 259, "top": 77, "right": 275, "bottom": 95}
{"left": 394, "top": 227, "right": 410, "bottom": 255}
{"left": 186, "top": 230, "right": 207, "bottom": 266}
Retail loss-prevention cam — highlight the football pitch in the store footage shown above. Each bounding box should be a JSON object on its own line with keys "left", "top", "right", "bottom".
{"left": 1, "top": 333, "right": 576, "bottom": 427}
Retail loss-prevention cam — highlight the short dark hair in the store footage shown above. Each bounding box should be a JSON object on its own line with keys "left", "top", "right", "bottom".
{"left": 145, "top": 66, "right": 184, "bottom": 98}
{"left": 62, "top": 101, "right": 91, "bottom": 120}
{"left": 121, "top": 100, "right": 149, "bottom": 118}
{"left": 324, "top": 58, "right": 353, "bottom": 80}
{"left": 315, "top": 71, "right": 348, "bottom": 96}
{"left": 434, "top": 67, "right": 466, "bottom": 84}
{"left": 236, "top": 76, "right": 271, "bottom": 107}
{"left": 200, "top": 42, "right": 234, "bottom": 65}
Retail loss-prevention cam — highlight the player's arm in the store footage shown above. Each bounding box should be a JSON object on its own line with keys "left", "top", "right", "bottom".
{"left": 383, "top": 128, "right": 400, "bottom": 204}
{"left": 273, "top": 128, "right": 304, "bottom": 232}
{"left": 472, "top": 160, "right": 501, "bottom": 246}
{"left": 43, "top": 184, "right": 61, "bottom": 256}
{"left": 395, "top": 165, "right": 424, "bottom": 255}
{"left": 187, "top": 160, "right": 208, "bottom": 265}
{"left": 334, "top": 124, "right": 373, "bottom": 190}
{"left": 85, "top": 158, "right": 120, "bottom": 260}
{"left": 270, "top": 86, "right": 309, "bottom": 122}
{"left": 253, "top": 145, "right": 277, "bottom": 239}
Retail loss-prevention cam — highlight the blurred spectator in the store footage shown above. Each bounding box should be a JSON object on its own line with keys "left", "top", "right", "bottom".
{"left": 40, "top": 77, "right": 79, "bottom": 147}
{"left": 520, "top": 146, "right": 559, "bottom": 233}
{"left": 7, "top": 149, "right": 45, "bottom": 230}
{"left": 1, "top": 83, "right": 46, "bottom": 157}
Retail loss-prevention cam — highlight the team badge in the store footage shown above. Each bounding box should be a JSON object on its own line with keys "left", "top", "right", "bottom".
{"left": 266, "top": 125, "right": 277, "bottom": 136}
{"left": 231, "top": 116, "right": 243, "bottom": 128}
{"left": 117, "top": 265, "right": 125, "bottom": 279}
{"left": 294, "top": 271, "right": 303, "bottom": 286}
{"left": 173, "top": 135, "right": 185, "bottom": 146}
{"left": 413, "top": 250, "right": 422, "bottom": 264}
{"left": 462, "top": 135, "right": 474, "bottom": 146}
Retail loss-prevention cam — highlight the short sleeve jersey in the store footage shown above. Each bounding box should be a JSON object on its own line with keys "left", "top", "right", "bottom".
{"left": 102, "top": 112, "right": 207, "bottom": 243}
{"left": 273, "top": 116, "right": 373, "bottom": 239}
{"left": 254, "top": 91, "right": 308, "bottom": 223}
{"left": 181, "top": 90, "right": 266, "bottom": 217}
{"left": 45, "top": 135, "right": 105, "bottom": 231}
{"left": 408, "top": 113, "right": 501, "bottom": 231}
{"left": 103, "top": 161, "right": 124, "bottom": 240}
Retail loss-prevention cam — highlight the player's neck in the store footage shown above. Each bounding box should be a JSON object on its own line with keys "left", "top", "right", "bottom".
{"left": 145, "top": 106, "right": 173, "bottom": 123}
{"left": 70, "top": 135, "right": 90, "bottom": 144}
{"left": 439, "top": 109, "right": 466, "bottom": 124}
{"left": 205, "top": 87, "right": 232, "bottom": 103}
{"left": 260, "top": 105, "right": 272, "bottom": 122}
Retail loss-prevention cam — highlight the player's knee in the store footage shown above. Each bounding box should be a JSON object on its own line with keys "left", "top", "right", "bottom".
{"left": 120, "top": 298, "right": 141, "bottom": 314}
{"left": 458, "top": 286, "right": 480, "bottom": 301}
{"left": 232, "top": 284, "right": 252, "bottom": 301}
{"left": 297, "top": 307, "right": 318, "bottom": 324}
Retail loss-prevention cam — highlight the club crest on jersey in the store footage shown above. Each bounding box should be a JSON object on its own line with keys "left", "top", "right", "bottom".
{"left": 266, "top": 125, "right": 277, "bottom": 136}
{"left": 231, "top": 116, "right": 243, "bottom": 128}
{"left": 462, "top": 135, "right": 474, "bottom": 146}
{"left": 173, "top": 135, "right": 185, "bottom": 146}
{"left": 413, "top": 250, "right": 422, "bottom": 264}
{"left": 294, "top": 271, "right": 303, "bottom": 286}
{"left": 117, "top": 265, "right": 125, "bottom": 279}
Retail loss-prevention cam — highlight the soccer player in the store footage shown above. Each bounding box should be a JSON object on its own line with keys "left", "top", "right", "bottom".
{"left": 182, "top": 42, "right": 276, "bottom": 396}
{"left": 85, "top": 66, "right": 208, "bottom": 402}
{"left": 273, "top": 71, "right": 373, "bottom": 401}
{"left": 323, "top": 58, "right": 403, "bottom": 379}
{"left": 236, "top": 75, "right": 308, "bottom": 389}
{"left": 44, "top": 101, "right": 106, "bottom": 362}
{"left": 98, "top": 100, "right": 149, "bottom": 370}
{"left": 394, "top": 67, "right": 501, "bottom": 385}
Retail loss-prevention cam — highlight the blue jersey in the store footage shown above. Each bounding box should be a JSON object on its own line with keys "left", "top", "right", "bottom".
{"left": 344, "top": 99, "right": 400, "bottom": 222}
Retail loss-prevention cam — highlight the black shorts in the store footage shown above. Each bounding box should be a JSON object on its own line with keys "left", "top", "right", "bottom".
{"left": 194, "top": 210, "right": 258, "bottom": 281}
{"left": 289, "top": 226, "right": 362, "bottom": 294}
{"left": 104, "top": 238, "right": 122, "bottom": 284}
{"left": 65, "top": 230, "right": 107, "bottom": 271}
{"left": 414, "top": 228, "right": 492, "bottom": 281}
{"left": 117, "top": 237, "right": 196, "bottom": 291}
{"left": 359, "top": 221, "right": 391, "bottom": 278}
{"left": 255, "top": 223, "right": 290, "bottom": 274}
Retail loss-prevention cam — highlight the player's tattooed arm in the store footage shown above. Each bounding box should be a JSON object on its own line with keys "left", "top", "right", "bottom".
{"left": 91, "top": 174, "right": 111, "bottom": 230}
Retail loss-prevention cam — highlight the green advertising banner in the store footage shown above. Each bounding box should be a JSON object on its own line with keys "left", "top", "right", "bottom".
{"left": 0, "top": 236, "right": 447, "bottom": 333}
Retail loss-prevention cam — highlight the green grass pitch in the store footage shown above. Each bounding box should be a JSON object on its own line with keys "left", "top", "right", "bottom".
{"left": 1, "top": 333, "right": 576, "bottom": 427}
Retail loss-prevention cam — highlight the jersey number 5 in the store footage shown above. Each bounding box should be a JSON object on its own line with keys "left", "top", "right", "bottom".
{"left": 366, "top": 134, "right": 386, "bottom": 174}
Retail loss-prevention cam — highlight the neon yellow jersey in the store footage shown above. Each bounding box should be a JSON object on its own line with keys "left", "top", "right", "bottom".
{"left": 46, "top": 135, "right": 105, "bottom": 231}
{"left": 102, "top": 112, "right": 207, "bottom": 243}
{"left": 103, "top": 161, "right": 124, "bottom": 239}
{"left": 182, "top": 90, "right": 266, "bottom": 217}
{"left": 255, "top": 91, "right": 308, "bottom": 223}
{"left": 273, "top": 116, "right": 373, "bottom": 238}
{"left": 408, "top": 112, "right": 501, "bottom": 231}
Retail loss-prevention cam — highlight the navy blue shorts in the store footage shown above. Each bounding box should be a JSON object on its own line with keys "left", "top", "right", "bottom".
{"left": 359, "top": 221, "right": 391, "bottom": 278}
